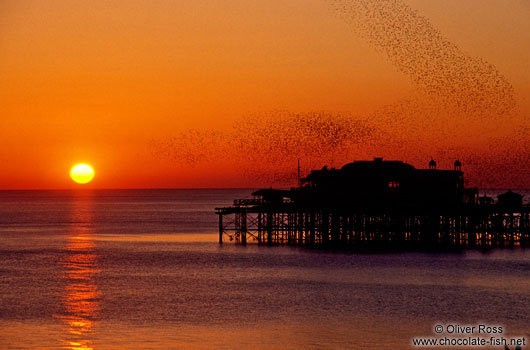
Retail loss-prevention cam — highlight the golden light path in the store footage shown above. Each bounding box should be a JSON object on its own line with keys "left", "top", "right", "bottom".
{"left": 70, "top": 164, "right": 95, "bottom": 184}
{"left": 55, "top": 193, "right": 101, "bottom": 350}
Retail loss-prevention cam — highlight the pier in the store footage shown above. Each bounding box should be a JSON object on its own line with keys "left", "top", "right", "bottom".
{"left": 216, "top": 159, "right": 530, "bottom": 249}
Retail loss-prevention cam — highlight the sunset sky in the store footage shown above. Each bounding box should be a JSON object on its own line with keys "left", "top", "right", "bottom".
{"left": 1, "top": 0, "right": 529, "bottom": 189}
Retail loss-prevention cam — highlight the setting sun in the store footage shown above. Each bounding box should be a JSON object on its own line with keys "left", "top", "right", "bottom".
{"left": 70, "top": 164, "right": 95, "bottom": 184}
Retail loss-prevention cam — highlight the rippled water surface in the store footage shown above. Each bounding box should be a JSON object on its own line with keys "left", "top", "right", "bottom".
{"left": 1, "top": 189, "right": 529, "bottom": 349}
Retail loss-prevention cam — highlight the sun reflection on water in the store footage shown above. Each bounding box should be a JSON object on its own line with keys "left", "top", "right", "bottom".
{"left": 55, "top": 195, "right": 101, "bottom": 350}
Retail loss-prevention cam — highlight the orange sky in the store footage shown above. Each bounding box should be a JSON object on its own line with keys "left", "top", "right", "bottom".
{"left": 1, "top": 0, "right": 529, "bottom": 189}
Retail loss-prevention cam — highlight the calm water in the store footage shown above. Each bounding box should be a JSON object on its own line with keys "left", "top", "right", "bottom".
{"left": 0, "top": 189, "right": 529, "bottom": 350}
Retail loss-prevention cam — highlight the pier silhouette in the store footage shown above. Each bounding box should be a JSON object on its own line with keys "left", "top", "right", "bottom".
{"left": 216, "top": 158, "right": 529, "bottom": 250}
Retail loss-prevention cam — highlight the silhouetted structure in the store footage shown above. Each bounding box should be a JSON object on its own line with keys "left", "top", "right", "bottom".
{"left": 216, "top": 158, "right": 529, "bottom": 250}
{"left": 299, "top": 158, "right": 474, "bottom": 210}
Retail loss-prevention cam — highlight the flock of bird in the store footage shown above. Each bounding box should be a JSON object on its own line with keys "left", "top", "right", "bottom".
{"left": 329, "top": 0, "right": 528, "bottom": 187}
{"left": 150, "top": 112, "right": 374, "bottom": 184}
{"left": 331, "top": 0, "right": 516, "bottom": 120}
{"left": 151, "top": 0, "right": 527, "bottom": 187}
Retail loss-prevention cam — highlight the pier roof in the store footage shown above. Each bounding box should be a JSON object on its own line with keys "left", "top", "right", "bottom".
{"left": 341, "top": 159, "right": 415, "bottom": 173}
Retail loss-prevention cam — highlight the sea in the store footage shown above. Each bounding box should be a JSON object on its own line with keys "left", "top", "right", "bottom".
{"left": 0, "top": 189, "right": 529, "bottom": 350}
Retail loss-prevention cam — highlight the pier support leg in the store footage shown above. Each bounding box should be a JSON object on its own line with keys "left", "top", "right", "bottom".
{"left": 218, "top": 214, "right": 223, "bottom": 244}
{"left": 241, "top": 212, "right": 247, "bottom": 245}
{"left": 322, "top": 212, "right": 329, "bottom": 245}
{"left": 267, "top": 212, "right": 273, "bottom": 245}
{"left": 309, "top": 211, "right": 315, "bottom": 246}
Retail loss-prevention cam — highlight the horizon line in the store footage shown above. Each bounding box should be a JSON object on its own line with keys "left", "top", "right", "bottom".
{"left": 0, "top": 187, "right": 529, "bottom": 192}
{"left": 0, "top": 187, "right": 261, "bottom": 191}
